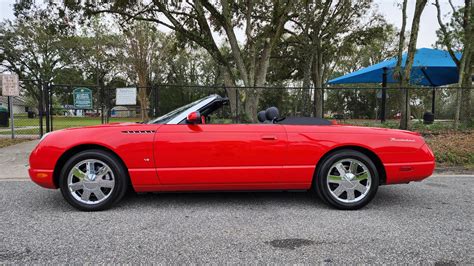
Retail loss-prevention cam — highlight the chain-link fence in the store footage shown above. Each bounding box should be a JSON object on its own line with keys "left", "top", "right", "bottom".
{"left": 314, "top": 86, "right": 473, "bottom": 131}
{"left": 0, "top": 95, "right": 39, "bottom": 138}
{"left": 1, "top": 84, "right": 472, "bottom": 139}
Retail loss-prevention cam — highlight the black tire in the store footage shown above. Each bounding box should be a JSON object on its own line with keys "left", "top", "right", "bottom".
{"left": 59, "top": 149, "right": 128, "bottom": 211}
{"left": 314, "top": 150, "right": 379, "bottom": 210}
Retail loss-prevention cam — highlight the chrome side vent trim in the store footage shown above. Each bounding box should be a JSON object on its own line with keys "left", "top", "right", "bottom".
{"left": 121, "top": 130, "right": 156, "bottom": 134}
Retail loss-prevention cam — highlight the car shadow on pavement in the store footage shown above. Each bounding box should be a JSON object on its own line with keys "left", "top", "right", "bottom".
{"left": 118, "top": 190, "right": 331, "bottom": 210}
{"left": 30, "top": 185, "right": 419, "bottom": 212}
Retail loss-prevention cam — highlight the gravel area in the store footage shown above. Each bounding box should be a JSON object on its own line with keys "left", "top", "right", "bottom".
{"left": 0, "top": 175, "right": 473, "bottom": 264}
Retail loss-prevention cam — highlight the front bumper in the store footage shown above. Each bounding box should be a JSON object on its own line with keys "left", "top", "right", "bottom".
{"left": 29, "top": 168, "right": 56, "bottom": 189}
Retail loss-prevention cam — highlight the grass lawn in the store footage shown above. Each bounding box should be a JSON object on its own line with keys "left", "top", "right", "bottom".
{"left": 0, "top": 138, "right": 34, "bottom": 148}
{"left": 0, "top": 116, "right": 140, "bottom": 135}
{"left": 50, "top": 116, "right": 140, "bottom": 130}
{"left": 11, "top": 115, "right": 140, "bottom": 128}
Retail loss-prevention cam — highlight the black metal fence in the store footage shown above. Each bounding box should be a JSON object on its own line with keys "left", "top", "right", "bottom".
{"left": 0, "top": 95, "right": 38, "bottom": 138}
{"left": 1, "top": 84, "right": 472, "bottom": 139}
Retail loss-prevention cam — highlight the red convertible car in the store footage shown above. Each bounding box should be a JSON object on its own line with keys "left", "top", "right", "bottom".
{"left": 29, "top": 95, "right": 435, "bottom": 211}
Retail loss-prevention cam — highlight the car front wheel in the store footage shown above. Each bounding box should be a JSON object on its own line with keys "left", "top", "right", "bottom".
{"left": 59, "top": 149, "right": 128, "bottom": 211}
{"left": 315, "top": 150, "right": 379, "bottom": 210}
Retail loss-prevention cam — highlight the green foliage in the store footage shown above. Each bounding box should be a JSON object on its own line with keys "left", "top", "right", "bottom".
{"left": 0, "top": 1, "right": 469, "bottom": 128}
{"left": 435, "top": 5, "right": 470, "bottom": 51}
{"left": 0, "top": 6, "right": 75, "bottom": 101}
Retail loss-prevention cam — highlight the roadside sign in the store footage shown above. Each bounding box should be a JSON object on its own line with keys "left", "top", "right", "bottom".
{"left": 1, "top": 74, "right": 20, "bottom": 96}
{"left": 116, "top": 87, "right": 137, "bottom": 105}
{"left": 73, "top": 87, "right": 93, "bottom": 109}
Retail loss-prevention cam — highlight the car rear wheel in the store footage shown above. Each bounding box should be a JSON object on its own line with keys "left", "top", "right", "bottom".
{"left": 59, "top": 150, "right": 128, "bottom": 211}
{"left": 314, "top": 150, "right": 379, "bottom": 210}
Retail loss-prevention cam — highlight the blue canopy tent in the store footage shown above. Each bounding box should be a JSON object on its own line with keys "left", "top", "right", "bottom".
{"left": 327, "top": 48, "right": 462, "bottom": 122}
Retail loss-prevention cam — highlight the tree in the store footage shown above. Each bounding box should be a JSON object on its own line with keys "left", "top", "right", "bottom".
{"left": 394, "top": 0, "right": 408, "bottom": 129}
{"left": 435, "top": 0, "right": 473, "bottom": 127}
{"left": 69, "top": 17, "right": 123, "bottom": 115}
{"left": 121, "top": 21, "right": 162, "bottom": 121}
{"left": 398, "top": 0, "right": 428, "bottom": 130}
{"left": 146, "top": 34, "right": 223, "bottom": 115}
{"left": 284, "top": 0, "right": 384, "bottom": 118}
{"left": 271, "top": 20, "right": 398, "bottom": 118}
{"left": 0, "top": 6, "right": 75, "bottom": 109}
{"left": 62, "top": 0, "right": 294, "bottom": 122}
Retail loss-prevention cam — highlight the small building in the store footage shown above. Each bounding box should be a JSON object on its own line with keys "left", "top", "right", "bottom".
{"left": 0, "top": 96, "right": 28, "bottom": 114}
{"left": 111, "top": 106, "right": 134, "bottom": 118}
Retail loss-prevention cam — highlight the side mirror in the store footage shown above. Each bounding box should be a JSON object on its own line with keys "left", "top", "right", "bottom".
{"left": 186, "top": 111, "right": 201, "bottom": 124}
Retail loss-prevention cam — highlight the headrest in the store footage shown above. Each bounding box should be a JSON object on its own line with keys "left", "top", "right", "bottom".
{"left": 257, "top": 110, "right": 267, "bottom": 123}
{"left": 265, "top": 107, "right": 279, "bottom": 121}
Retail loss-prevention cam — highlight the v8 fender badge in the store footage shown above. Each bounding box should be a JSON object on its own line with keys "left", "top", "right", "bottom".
{"left": 390, "top": 137, "right": 416, "bottom": 142}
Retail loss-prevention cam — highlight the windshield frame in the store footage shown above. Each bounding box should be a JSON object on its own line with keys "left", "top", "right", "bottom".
{"left": 148, "top": 94, "right": 220, "bottom": 124}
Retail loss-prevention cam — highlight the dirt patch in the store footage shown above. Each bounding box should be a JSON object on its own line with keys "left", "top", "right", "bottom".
{"left": 435, "top": 166, "right": 474, "bottom": 175}
{"left": 424, "top": 131, "right": 474, "bottom": 168}
{"left": 0, "top": 138, "right": 33, "bottom": 149}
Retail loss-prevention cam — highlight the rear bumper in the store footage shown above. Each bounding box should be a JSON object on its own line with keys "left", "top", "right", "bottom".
{"left": 29, "top": 168, "right": 56, "bottom": 189}
{"left": 384, "top": 161, "right": 435, "bottom": 184}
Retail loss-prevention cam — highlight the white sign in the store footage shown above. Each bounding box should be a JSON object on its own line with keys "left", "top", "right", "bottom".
{"left": 1, "top": 74, "right": 20, "bottom": 96}
{"left": 116, "top": 87, "right": 137, "bottom": 105}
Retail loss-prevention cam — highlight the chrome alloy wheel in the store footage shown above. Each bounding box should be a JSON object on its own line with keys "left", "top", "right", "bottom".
{"left": 67, "top": 159, "right": 115, "bottom": 205}
{"left": 326, "top": 158, "right": 372, "bottom": 204}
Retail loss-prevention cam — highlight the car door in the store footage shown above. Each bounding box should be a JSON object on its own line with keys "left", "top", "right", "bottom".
{"left": 153, "top": 124, "right": 287, "bottom": 185}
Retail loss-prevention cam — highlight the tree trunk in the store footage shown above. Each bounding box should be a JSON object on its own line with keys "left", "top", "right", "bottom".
{"left": 396, "top": 0, "right": 408, "bottom": 129}
{"left": 435, "top": 0, "right": 472, "bottom": 127}
{"left": 399, "top": 0, "right": 427, "bottom": 130}
{"left": 460, "top": 0, "right": 473, "bottom": 125}
{"left": 302, "top": 53, "right": 314, "bottom": 116}
{"left": 311, "top": 50, "right": 324, "bottom": 118}
{"left": 399, "top": 88, "right": 411, "bottom": 129}
{"left": 220, "top": 66, "right": 239, "bottom": 122}
{"left": 453, "top": 88, "right": 462, "bottom": 129}
{"left": 243, "top": 87, "right": 260, "bottom": 123}
{"left": 137, "top": 76, "right": 149, "bottom": 122}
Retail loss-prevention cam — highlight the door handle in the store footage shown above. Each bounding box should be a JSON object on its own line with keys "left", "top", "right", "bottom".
{"left": 261, "top": 135, "right": 277, "bottom": 140}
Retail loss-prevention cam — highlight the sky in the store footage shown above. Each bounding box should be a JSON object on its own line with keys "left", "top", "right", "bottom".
{"left": 0, "top": 0, "right": 463, "bottom": 48}
{"left": 373, "top": 0, "right": 463, "bottom": 48}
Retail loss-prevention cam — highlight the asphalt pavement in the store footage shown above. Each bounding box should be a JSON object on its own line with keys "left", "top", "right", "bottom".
{"left": 0, "top": 175, "right": 473, "bottom": 264}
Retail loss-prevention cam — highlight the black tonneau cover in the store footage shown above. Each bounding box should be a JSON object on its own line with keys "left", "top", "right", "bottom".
{"left": 278, "top": 117, "right": 332, "bottom": 125}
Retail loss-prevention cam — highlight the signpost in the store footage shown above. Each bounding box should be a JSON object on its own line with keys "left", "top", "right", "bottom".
{"left": 1, "top": 74, "right": 19, "bottom": 139}
{"left": 73, "top": 88, "right": 93, "bottom": 109}
{"left": 116, "top": 87, "right": 137, "bottom": 105}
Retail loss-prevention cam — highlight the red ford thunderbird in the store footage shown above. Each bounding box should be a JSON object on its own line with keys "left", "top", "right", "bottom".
{"left": 29, "top": 95, "right": 435, "bottom": 211}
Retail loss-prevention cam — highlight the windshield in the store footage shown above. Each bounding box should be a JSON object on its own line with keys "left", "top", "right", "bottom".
{"left": 148, "top": 96, "right": 213, "bottom": 124}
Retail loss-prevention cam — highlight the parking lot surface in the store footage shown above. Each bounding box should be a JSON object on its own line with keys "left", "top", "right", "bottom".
{"left": 0, "top": 175, "right": 472, "bottom": 264}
